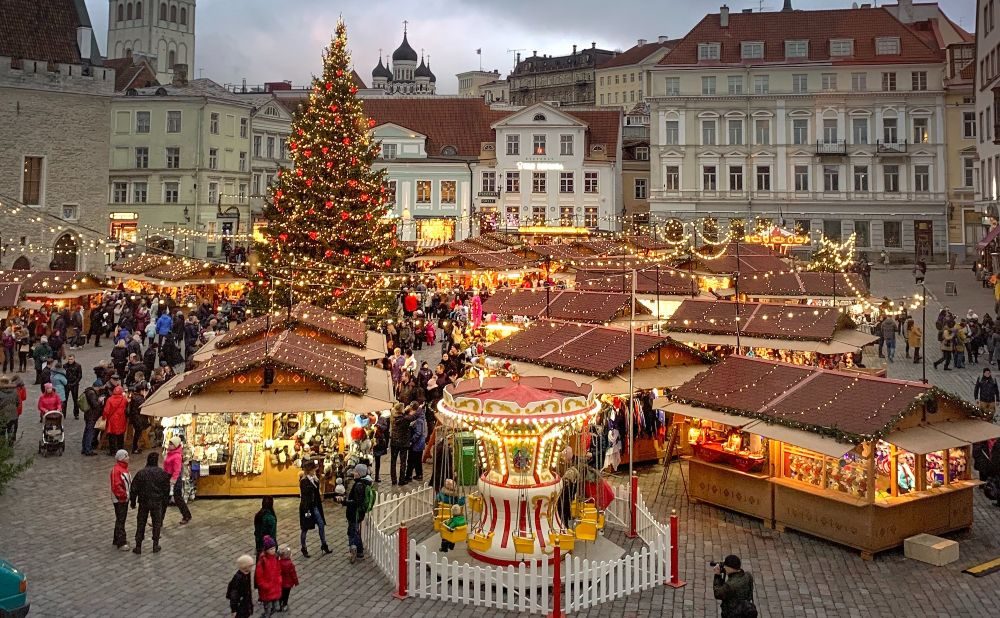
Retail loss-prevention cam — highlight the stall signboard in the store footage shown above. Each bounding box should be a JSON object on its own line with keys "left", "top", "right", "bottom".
{"left": 744, "top": 227, "right": 809, "bottom": 248}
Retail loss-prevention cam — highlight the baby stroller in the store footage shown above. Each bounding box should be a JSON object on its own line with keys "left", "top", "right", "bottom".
{"left": 38, "top": 410, "right": 65, "bottom": 457}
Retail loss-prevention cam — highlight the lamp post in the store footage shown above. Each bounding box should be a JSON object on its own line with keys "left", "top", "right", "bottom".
{"left": 921, "top": 281, "right": 927, "bottom": 384}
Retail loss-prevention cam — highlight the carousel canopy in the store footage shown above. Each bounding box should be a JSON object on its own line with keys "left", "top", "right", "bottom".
{"left": 482, "top": 288, "right": 648, "bottom": 324}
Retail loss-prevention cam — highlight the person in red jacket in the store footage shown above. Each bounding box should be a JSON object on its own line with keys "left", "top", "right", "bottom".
{"left": 103, "top": 385, "right": 128, "bottom": 456}
{"left": 37, "top": 383, "right": 61, "bottom": 420}
{"left": 109, "top": 449, "right": 132, "bottom": 550}
{"left": 255, "top": 535, "right": 282, "bottom": 617}
{"left": 277, "top": 545, "right": 299, "bottom": 612}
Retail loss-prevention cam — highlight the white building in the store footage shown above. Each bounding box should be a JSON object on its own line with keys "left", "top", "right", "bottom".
{"left": 977, "top": 0, "right": 1000, "bottom": 249}
{"left": 647, "top": 3, "right": 951, "bottom": 259}
{"left": 106, "top": 0, "right": 195, "bottom": 84}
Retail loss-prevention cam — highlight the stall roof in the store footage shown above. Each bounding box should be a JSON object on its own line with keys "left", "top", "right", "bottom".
{"left": 0, "top": 270, "right": 104, "bottom": 295}
{"left": 571, "top": 239, "right": 629, "bottom": 256}
{"left": 486, "top": 319, "right": 698, "bottom": 378}
{"left": 109, "top": 254, "right": 246, "bottom": 283}
{"left": 679, "top": 253, "right": 792, "bottom": 275}
{"left": 523, "top": 244, "right": 598, "bottom": 261}
{"left": 665, "top": 299, "right": 859, "bottom": 343}
{"left": 510, "top": 358, "right": 708, "bottom": 393}
{"left": 671, "top": 356, "right": 982, "bottom": 443}
{"left": 732, "top": 271, "right": 870, "bottom": 299}
{"left": 575, "top": 265, "right": 699, "bottom": 296}
{"left": 482, "top": 288, "right": 646, "bottom": 324}
{"left": 111, "top": 253, "right": 171, "bottom": 274}
{"left": 930, "top": 418, "right": 1000, "bottom": 444}
{"left": 213, "top": 303, "right": 370, "bottom": 350}
{"left": 885, "top": 425, "right": 968, "bottom": 455}
{"left": 431, "top": 251, "right": 540, "bottom": 272}
{"left": 0, "top": 283, "right": 21, "bottom": 309}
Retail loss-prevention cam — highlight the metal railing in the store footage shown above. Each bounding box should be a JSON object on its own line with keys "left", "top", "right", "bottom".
{"left": 877, "top": 140, "right": 908, "bottom": 154}
{"left": 816, "top": 140, "right": 847, "bottom": 155}
{"left": 649, "top": 188, "right": 945, "bottom": 202}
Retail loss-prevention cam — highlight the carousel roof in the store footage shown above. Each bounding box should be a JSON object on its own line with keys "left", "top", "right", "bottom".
{"left": 482, "top": 288, "right": 644, "bottom": 323}
{"left": 212, "top": 302, "right": 370, "bottom": 350}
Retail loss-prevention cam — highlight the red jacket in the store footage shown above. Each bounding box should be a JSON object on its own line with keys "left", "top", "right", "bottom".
{"left": 38, "top": 392, "right": 61, "bottom": 416}
{"left": 278, "top": 557, "right": 299, "bottom": 588}
{"left": 16, "top": 385, "right": 25, "bottom": 416}
{"left": 254, "top": 552, "right": 282, "bottom": 602}
{"left": 110, "top": 460, "right": 131, "bottom": 503}
{"left": 103, "top": 391, "right": 128, "bottom": 435}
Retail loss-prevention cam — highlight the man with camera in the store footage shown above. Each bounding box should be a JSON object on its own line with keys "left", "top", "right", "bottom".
{"left": 712, "top": 554, "right": 757, "bottom": 618}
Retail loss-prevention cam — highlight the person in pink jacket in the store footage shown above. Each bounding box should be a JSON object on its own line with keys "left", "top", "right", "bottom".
{"left": 37, "top": 383, "right": 61, "bottom": 420}
{"left": 162, "top": 436, "right": 192, "bottom": 524}
{"left": 255, "top": 535, "right": 283, "bottom": 616}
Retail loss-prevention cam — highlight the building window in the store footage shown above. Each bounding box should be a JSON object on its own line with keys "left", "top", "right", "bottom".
{"left": 875, "top": 37, "right": 900, "bottom": 55}
{"left": 136, "top": 111, "right": 150, "bottom": 133}
{"left": 914, "top": 165, "right": 930, "bottom": 192}
{"left": 252, "top": 174, "right": 260, "bottom": 196}
{"left": 506, "top": 134, "right": 520, "bottom": 156}
{"left": 701, "top": 76, "right": 716, "bottom": 95}
{"left": 702, "top": 120, "right": 717, "bottom": 145}
{"left": 210, "top": 112, "right": 219, "bottom": 134}
{"left": 560, "top": 172, "right": 575, "bottom": 193}
{"left": 964, "top": 157, "right": 975, "bottom": 187}
{"left": 830, "top": 39, "right": 854, "bottom": 56}
{"left": 883, "top": 164, "right": 900, "bottom": 192}
{"left": 239, "top": 151, "right": 247, "bottom": 172}
{"left": 385, "top": 180, "right": 397, "bottom": 206}
{"left": 560, "top": 135, "right": 573, "bottom": 156}
{"left": 821, "top": 73, "right": 837, "bottom": 91}
{"left": 911, "top": 71, "right": 928, "bottom": 91}
{"left": 851, "top": 72, "right": 867, "bottom": 91}
{"left": 559, "top": 205, "right": 574, "bottom": 225}
{"left": 792, "top": 74, "right": 808, "bottom": 93}
{"left": 112, "top": 181, "right": 128, "bottom": 203}
{"left": 665, "top": 120, "right": 680, "bottom": 145}
{"left": 166, "top": 147, "right": 180, "bottom": 169}
{"left": 964, "top": 111, "right": 977, "bottom": 138}
{"left": 133, "top": 182, "right": 147, "bottom": 203}
{"left": 635, "top": 146, "right": 649, "bottom": 161}
{"left": 703, "top": 165, "right": 717, "bottom": 191}
{"left": 381, "top": 143, "right": 397, "bottom": 159}
{"left": 208, "top": 148, "right": 218, "bottom": 170}
{"left": 792, "top": 119, "right": 808, "bottom": 145}
{"left": 785, "top": 40, "right": 808, "bottom": 58}
{"left": 756, "top": 165, "right": 771, "bottom": 191}
{"left": 854, "top": 221, "right": 871, "bottom": 247}
{"left": 240, "top": 118, "right": 248, "bottom": 139}
{"left": 207, "top": 182, "right": 218, "bottom": 204}
{"left": 728, "top": 119, "right": 743, "bottom": 145}
{"left": 665, "top": 77, "right": 680, "bottom": 95}
{"left": 728, "top": 75, "right": 743, "bottom": 95}
{"left": 416, "top": 180, "right": 432, "bottom": 203}
{"left": 532, "top": 204, "right": 546, "bottom": 224}
{"left": 754, "top": 119, "right": 770, "bottom": 145}
{"left": 741, "top": 41, "right": 764, "bottom": 59}
{"left": 532, "top": 172, "right": 546, "bottom": 193}
{"left": 794, "top": 165, "right": 809, "bottom": 191}
{"left": 266, "top": 137, "right": 274, "bottom": 159}
{"left": 634, "top": 178, "right": 648, "bottom": 199}
{"left": 698, "top": 43, "right": 721, "bottom": 60}
{"left": 823, "top": 219, "right": 842, "bottom": 241}
{"left": 482, "top": 171, "right": 496, "bottom": 193}
{"left": 135, "top": 147, "right": 148, "bottom": 169}
{"left": 881, "top": 72, "right": 897, "bottom": 91}
{"left": 884, "top": 221, "right": 902, "bottom": 247}
{"left": 822, "top": 119, "right": 838, "bottom": 143}
{"left": 823, "top": 165, "right": 840, "bottom": 192}
{"left": 852, "top": 118, "right": 868, "bottom": 144}
{"left": 584, "top": 206, "right": 598, "bottom": 228}
{"left": 253, "top": 136, "right": 262, "bottom": 157}
{"left": 853, "top": 165, "right": 869, "bottom": 191}
{"left": 533, "top": 134, "right": 546, "bottom": 155}
{"left": 752, "top": 75, "right": 769, "bottom": 94}
{"left": 62, "top": 204, "right": 79, "bottom": 221}
{"left": 166, "top": 110, "right": 181, "bottom": 133}
{"left": 506, "top": 172, "right": 520, "bottom": 193}
{"left": 728, "top": 165, "right": 743, "bottom": 191}
{"left": 164, "top": 181, "right": 179, "bottom": 203}
{"left": 912, "top": 118, "right": 929, "bottom": 144}
{"left": 665, "top": 166, "right": 680, "bottom": 191}
{"left": 883, "top": 118, "right": 898, "bottom": 143}
{"left": 159, "top": 2, "right": 166, "bottom": 20}
{"left": 440, "top": 181, "right": 456, "bottom": 204}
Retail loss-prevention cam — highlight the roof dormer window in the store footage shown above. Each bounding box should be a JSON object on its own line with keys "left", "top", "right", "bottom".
{"left": 741, "top": 42, "right": 764, "bottom": 60}
{"left": 830, "top": 39, "right": 854, "bottom": 57}
{"left": 785, "top": 40, "right": 808, "bottom": 58}
{"left": 698, "top": 43, "right": 721, "bottom": 61}
{"left": 875, "top": 37, "right": 901, "bottom": 55}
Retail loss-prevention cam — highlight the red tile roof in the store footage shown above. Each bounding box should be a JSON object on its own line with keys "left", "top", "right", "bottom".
{"left": 659, "top": 7, "right": 942, "bottom": 67}
{"left": 0, "top": 0, "right": 91, "bottom": 64}
{"left": 665, "top": 299, "right": 847, "bottom": 342}
{"left": 104, "top": 57, "right": 158, "bottom": 92}
{"left": 483, "top": 288, "right": 639, "bottom": 323}
{"left": 600, "top": 40, "right": 678, "bottom": 70}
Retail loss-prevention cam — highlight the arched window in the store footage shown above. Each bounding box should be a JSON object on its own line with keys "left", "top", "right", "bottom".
{"left": 51, "top": 234, "right": 78, "bottom": 271}
{"left": 135, "top": 2, "right": 141, "bottom": 19}
{"left": 159, "top": 2, "right": 166, "bottom": 20}
{"left": 180, "top": 7, "right": 186, "bottom": 25}
{"left": 168, "top": 50, "right": 176, "bottom": 68}
{"left": 117, "top": 3, "right": 124, "bottom": 21}
{"left": 11, "top": 256, "right": 30, "bottom": 270}
{"left": 126, "top": 3, "right": 132, "bottom": 20}
{"left": 170, "top": 4, "right": 177, "bottom": 22}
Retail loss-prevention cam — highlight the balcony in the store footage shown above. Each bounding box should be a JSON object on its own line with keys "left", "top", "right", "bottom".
{"left": 816, "top": 140, "right": 847, "bottom": 155}
{"left": 877, "top": 140, "right": 908, "bottom": 154}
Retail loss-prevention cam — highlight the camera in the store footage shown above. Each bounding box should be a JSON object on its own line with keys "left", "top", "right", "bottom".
{"left": 709, "top": 560, "right": 722, "bottom": 567}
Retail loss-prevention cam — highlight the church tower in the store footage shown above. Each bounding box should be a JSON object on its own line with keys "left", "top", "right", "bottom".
{"left": 107, "top": 0, "right": 196, "bottom": 83}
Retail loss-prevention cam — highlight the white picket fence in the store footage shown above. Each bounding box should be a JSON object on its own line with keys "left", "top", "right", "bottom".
{"left": 363, "top": 485, "right": 436, "bottom": 587}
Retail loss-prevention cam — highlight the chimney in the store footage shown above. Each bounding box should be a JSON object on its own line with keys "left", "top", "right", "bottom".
{"left": 572, "top": 44, "right": 577, "bottom": 54}
{"left": 532, "top": 50, "right": 537, "bottom": 57}
{"left": 516, "top": 52, "right": 521, "bottom": 63}
{"left": 897, "top": 0, "right": 915, "bottom": 23}
{"left": 720, "top": 5, "right": 729, "bottom": 27}
{"left": 658, "top": 36, "right": 669, "bottom": 43}
{"left": 591, "top": 41, "right": 596, "bottom": 49}
{"left": 172, "top": 64, "right": 188, "bottom": 87}
{"left": 637, "top": 38, "right": 647, "bottom": 46}
{"left": 782, "top": 0, "right": 793, "bottom": 11}
{"left": 76, "top": 26, "right": 92, "bottom": 61}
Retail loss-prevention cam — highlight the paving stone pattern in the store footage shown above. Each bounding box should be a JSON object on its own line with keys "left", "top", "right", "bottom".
{"left": 2, "top": 267, "right": 1000, "bottom": 617}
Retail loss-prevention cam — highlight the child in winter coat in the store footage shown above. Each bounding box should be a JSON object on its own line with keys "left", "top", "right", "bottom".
{"left": 255, "top": 535, "right": 282, "bottom": 617}
{"left": 226, "top": 555, "right": 254, "bottom": 618}
{"left": 278, "top": 545, "right": 299, "bottom": 612}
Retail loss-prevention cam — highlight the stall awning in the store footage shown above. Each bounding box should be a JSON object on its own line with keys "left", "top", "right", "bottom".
{"left": 663, "top": 402, "right": 756, "bottom": 428}
{"left": 977, "top": 225, "right": 1000, "bottom": 251}
{"left": 745, "top": 421, "right": 857, "bottom": 459}
{"left": 507, "top": 360, "right": 708, "bottom": 395}
{"left": 665, "top": 330, "right": 874, "bottom": 355}
{"left": 886, "top": 425, "right": 969, "bottom": 455}
{"left": 930, "top": 419, "right": 1000, "bottom": 444}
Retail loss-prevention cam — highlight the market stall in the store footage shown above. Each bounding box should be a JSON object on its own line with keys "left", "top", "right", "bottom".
{"left": 481, "top": 288, "right": 649, "bottom": 326}
{"left": 109, "top": 253, "right": 247, "bottom": 303}
{"left": 674, "top": 248, "right": 793, "bottom": 295}
{"left": 0, "top": 283, "right": 20, "bottom": 321}
{"left": 713, "top": 271, "right": 870, "bottom": 308}
{"left": 665, "top": 356, "right": 1000, "bottom": 558}
{"left": 142, "top": 330, "right": 395, "bottom": 497}
{"left": 429, "top": 251, "right": 542, "bottom": 290}
{"left": 573, "top": 264, "right": 702, "bottom": 321}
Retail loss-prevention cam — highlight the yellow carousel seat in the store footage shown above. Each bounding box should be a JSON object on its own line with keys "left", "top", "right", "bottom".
{"left": 512, "top": 533, "right": 535, "bottom": 554}
{"left": 549, "top": 530, "right": 576, "bottom": 553}
{"left": 440, "top": 524, "right": 468, "bottom": 544}
{"left": 467, "top": 531, "right": 494, "bottom": 552}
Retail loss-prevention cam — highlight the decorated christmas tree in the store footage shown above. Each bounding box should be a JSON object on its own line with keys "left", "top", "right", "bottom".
{"left": 807, "top": 233, "right": 856, "bottom": 272}
{"left": 253, "top": 20, "right": 402, "bottom": 316}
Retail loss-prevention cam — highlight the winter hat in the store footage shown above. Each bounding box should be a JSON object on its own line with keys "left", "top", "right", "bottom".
{"left": 262, "top": 535, "right": 276, "bottom": 550}
{"left": 354, "top": 463, "right": 369, "bottom": 477}
{"left": 236, "top": 554, "right": 254, "bottom": 569}
{"left": 168, "top": 436, "right": 182, "bottom": 449}
{"left": 43, "top": 383, "right": 53, "bottom": 392}
{"left": 722, "top": 555, "right": 742, "bottom": 570}
{"left": 115, "top": 449, "right": 130, "bottom": 462}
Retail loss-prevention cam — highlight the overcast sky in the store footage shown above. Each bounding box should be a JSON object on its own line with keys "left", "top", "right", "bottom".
{"left": 85, "top": 0, "right": 976, "bottom": 93}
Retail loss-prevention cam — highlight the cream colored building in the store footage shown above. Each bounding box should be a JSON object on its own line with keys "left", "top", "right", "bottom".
{"left": 237, "top": 93, "right": 292, "bottom": 230}
{"left": 457, "top": 70, "right": 501, "bottom": 96}
{"left": 647, "top": 4, "right": 952, "bottom": 259}
{"left": 108, "top": 72, "right": 252, "bottom": 258}
{"left": 479, "top": 79, "right": 509, "bottom": 104}
{"left": 596, "top": 37, "right": 675, "bottom": 109}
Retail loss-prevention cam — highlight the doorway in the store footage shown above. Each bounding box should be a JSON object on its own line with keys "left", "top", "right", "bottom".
{"left": 51, "top": 233, "right": 79, "bottom": 270}
{"left": 914, "top": 220, "right": 933, "bottom": 260}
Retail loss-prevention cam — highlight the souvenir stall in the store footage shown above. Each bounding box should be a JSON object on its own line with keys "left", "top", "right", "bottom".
{"left": 674, "top": 248, "right": 793, "bottom": 296}
{"left": 0, "top": 270, "right": 110, "bottom": 310}
{"left": 109, "top": 253, "right": 247, "bottom": 304}
{"left": 484, "top": 320, "right": 712, "bottom": 464}
{"left": 428, "top": 251, "right": 542, "bottom": 291}
{"left": 141, "top": 330, "right": 395, "bottom": 497}
{"left": 663, "top": 298, "right": 876, "bottom": 368}
{"left": 666, "top": 356, "right": 1000, "bottom": 558}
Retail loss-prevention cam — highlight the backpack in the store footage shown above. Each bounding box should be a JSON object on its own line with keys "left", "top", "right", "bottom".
{"left": 362, "top": 482, "right": 377, "bottom": 514}
{"left": 77, "top": 391, "right": 90, "bottom": 413}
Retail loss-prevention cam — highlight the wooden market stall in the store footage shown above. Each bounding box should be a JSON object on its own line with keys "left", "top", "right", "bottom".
{"left": 429, "top": 251, "right": 542, "bottom": 290}
{"left": 714, "top": 271, "right": 870, "bottom": 308}
{"left": 574, "top": 264, "right": 702, "bottom": 321}
{"left": 142, "top": 330, "right": 395, "bottom": 497}
{"left": 484, "top": 319, "right": 712, "bottom": 463}
{"left": 663, "top": 298, "right": 876, "bottom": 367}
{"left": 664, "top": 356, "right": 1000, "bottom": 558}
{"left": 0, "top": 283, "right": 21, "bottom": 322}
{"left": 109, "top": 253, "right": 247, "bottom": 302}
{"left": 482, "top": 288, "right": 649, "bottom": 325}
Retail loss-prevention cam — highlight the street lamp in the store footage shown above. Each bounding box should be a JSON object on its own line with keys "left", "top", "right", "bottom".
{"left": 920, "top": 282, "right": 927, "bottom": 384}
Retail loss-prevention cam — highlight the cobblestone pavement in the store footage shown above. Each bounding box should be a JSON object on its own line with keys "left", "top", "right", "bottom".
{"left": 2, "top": 269, "right": 1000, "bottom": 618}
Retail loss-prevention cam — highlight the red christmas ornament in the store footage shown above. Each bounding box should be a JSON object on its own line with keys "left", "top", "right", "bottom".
{"left": 336, "top": 69, "right": 344, "bottom": 77}
{"left": 342, "top": 249, "right": 350, "bottom": 256}
{"left": 321, "top": 147, "right": 329, "bottom": 154}
{"left": 368, "top": 119, "right": 376, "bottom": 128}
{"left": 303, "top": 149, "right": 312, "bottom": 158}
{"left": 350, "top": 86, "right": 358, "bottom": 94}
{"left": 347, "top": 179, "right": 358, "bottom": 188}
{"left": 360, "top": 193, "right": 369, "bottom": 202}
{"left": 392, "top": 239, "right": 398, "bottom": 248}
{"left": 275, "top": 190, "right": 283, "bottom": 198}
{"left": 384, "top": 259, "right": 392, "bottom": 267}
{"left": 305, "top": 179, "right": 313, "bottom": 187}
{"left": 295, "top": 169, "right": 303, "bottom": 176}
{"left": 318, "top": 118, "right": 326, "bottom": 126}
{"left": 308, "top": 231, "right": 319, "bottom": 240}
{"left": 276, "top": 170, "right": 282, "bottom": 177}
{"left": 351, "top": 157, "right": 358, "bottom": 165}
{"left": 324, "top": 200, "right": 334, "bottom": 209}
{"left": 329, "top": 105, "right": 338, "bottom": 112}
{"left": 325, "top": 82, "right": 333, "bottom": 91}
{"left": 340, "top": 211, "right": 349, "bottom": 221}
{"left": 364, "top": 212, "right": 372, "bottom": 221}
{"left": 342, "top": 137, "right": 351, "bottom": 145}
{"left": 362, "top": 255, "right": 371, "bottom": 264}
{"left": 278, "top": 233, "right": 288, "bottom": 242}
{"left": 307, "top": 208, "right": 315, "bottom": 215}
{"left": 334, "top": 288, "right": 344, "bottom": 297}
{"left": 324, "top": 249, "right": 334, "bottom": 258}
{"left": 326, "top": 162, "right": 333, "bottom": 169}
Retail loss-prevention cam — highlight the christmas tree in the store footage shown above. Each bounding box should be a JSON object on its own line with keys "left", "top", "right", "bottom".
{"left": 807, "top": 233, "right": 856, "bottom": 272}
{"left": 253, "top": 20, "right": 402, "bottom": 316}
